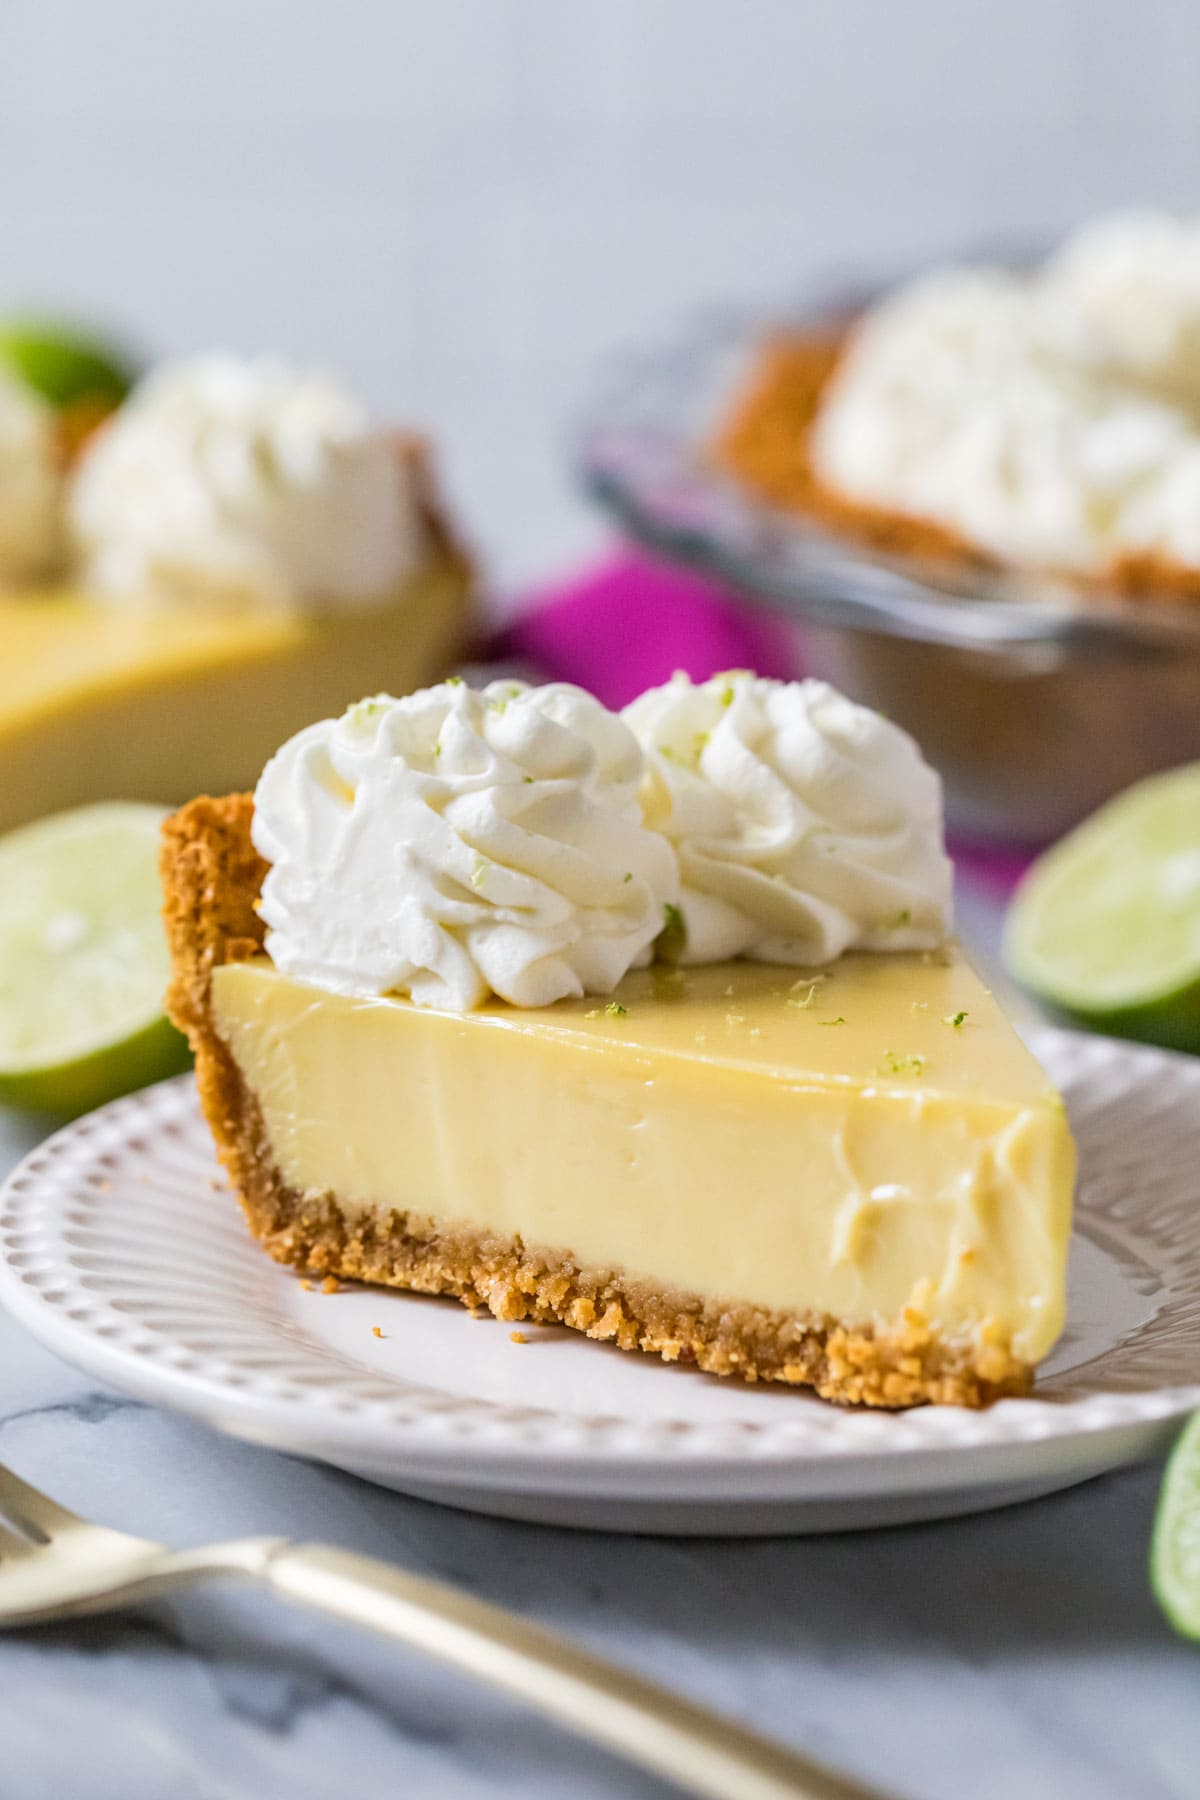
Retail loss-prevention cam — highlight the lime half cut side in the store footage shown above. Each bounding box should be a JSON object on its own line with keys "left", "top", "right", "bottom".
{"left": 1153, "top": 1412, "right": 1200, "bottom": 1641}
{"left": 0, "top": 804, "right": 190, "bottom": 1117}
{"left": 1005, "top": 762, "right": 1200, "bottom": 1054}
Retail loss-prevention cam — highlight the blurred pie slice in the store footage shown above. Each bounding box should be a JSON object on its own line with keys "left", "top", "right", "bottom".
{"left": 0, "top": 440, "right": 471, "bottom": 835}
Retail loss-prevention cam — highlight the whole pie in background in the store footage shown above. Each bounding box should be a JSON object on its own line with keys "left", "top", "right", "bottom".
{"left": 717, "top": 211, "right": 1200, "bottom": 604}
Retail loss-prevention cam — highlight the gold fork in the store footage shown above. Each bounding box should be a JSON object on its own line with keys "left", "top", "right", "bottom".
{"left": 0, "top": 1459, "right": 890, "bottom": 1800}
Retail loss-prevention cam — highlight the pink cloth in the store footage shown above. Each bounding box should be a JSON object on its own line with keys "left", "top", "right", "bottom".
{"left": 489, "top": 545, "right": 1032, "bottom": 886}
{"left": 490, "top": 545, "right": 799, "bottom": 708}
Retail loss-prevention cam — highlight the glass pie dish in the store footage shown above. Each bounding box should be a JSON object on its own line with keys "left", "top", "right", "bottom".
{"left": 576, "top": 299, "right": 1200, "bottom": 845}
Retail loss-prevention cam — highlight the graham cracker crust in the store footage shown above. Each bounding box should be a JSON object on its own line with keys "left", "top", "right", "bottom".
{"left": 714, "top": 329, "right": 1200, "bottom": 603}
{"left": 161, "top": 794, "right": 1031, "bottom": 1409}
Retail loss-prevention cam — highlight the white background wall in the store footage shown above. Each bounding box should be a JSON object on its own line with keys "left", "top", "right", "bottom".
{"left": 4, "top": 0, "right": 1200, "bottom": 591}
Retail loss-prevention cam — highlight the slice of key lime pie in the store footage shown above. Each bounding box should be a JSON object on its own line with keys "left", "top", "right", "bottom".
{"left": 0, "top": 354, "right": 471, "bottom": 834}
{"left": 162, "top": 674, "right": 1075, "bottom": 1407}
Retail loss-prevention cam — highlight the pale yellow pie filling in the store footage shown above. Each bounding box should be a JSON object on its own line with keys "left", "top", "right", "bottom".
{"left": 0, "top": 559, "right": 470, "bottom": 832}
{"left": 211, "top": 946, "right": 1075, "bottom": 1365}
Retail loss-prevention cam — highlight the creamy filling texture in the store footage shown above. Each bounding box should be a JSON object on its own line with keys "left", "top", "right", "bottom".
{"left": 811, "top": 210, "right": 1200, "bottom": 574}
{"left": 68, "top": 353, "right": 426, "bottom": 610}
{"left": 211, "top": 951, "right": 1075, "bottom": 1363}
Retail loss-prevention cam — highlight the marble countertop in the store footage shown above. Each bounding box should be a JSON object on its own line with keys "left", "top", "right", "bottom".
{"left": 1, "top": 888, "right": 1197, "bottom": 1800}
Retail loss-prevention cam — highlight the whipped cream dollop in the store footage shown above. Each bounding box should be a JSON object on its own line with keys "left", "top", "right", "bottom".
{"left": 253, "top": 680, "right": 679, "bottom": 1011}
{"left": 623, "top": 673, "right": 952, "bottom": 966}
{"left": 69, "top": 353, "right": 426, "bottom": 610}
{"left": 1045, "top": 210, "right": 1200, "bottom": 405}
{"left": 0, "top": 369, "right": 61, "bottom": 581}
{"left": 811, "top": 212, "right": 1200, "bottom": 575}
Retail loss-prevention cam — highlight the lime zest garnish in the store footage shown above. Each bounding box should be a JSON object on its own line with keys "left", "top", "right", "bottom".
{"left": 345, "top": 694, "right": 390, "bottom": 730}
{"left": 656, "top": 902, "right": 687, "bottom": 962}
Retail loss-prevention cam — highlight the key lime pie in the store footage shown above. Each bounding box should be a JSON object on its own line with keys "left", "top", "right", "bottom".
{"left": 0, "top": 354, "right": 471, "bottom": 834}
{"left": 163, "top": 674, "right": 1075, "bottom": 1408}
{"left": 718, "top": 211, "right": 1200, "bottom": 597}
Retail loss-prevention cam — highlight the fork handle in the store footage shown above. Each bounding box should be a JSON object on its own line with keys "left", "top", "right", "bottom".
{"left": 262, "top": 1543, "right": 887, "bottom": 1800}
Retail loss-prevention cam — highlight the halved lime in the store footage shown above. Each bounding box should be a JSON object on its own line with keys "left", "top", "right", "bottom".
{"left": 0, "top": 804, "right": 190, "bottom": 1117}
{"left": 1152, "top": 1412, "right": 1200, "bottom": 1640}
{"left": 1005, "top": 763, "right": 1200, "bottom": 1053}
{"left": 0, "top": 319, "right": 135, "bottom": 412}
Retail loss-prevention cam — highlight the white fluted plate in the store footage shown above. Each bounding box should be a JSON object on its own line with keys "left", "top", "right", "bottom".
{"left": 1, "top": 1028, "right": 1198, "bottom": 1534}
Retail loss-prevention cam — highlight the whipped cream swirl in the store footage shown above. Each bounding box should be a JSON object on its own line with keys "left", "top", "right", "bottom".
{"left": 623, "top": 673, "right": 952, "bottom": 966}
{"left": 253, "top": 680, "right": 679, "bottom": 1011}
{"left": 69, "top": 353, "right": 426, "bottom": 610}
{"left": 0, "top": 369, "right": 61, "bottom": 581}
{"left": 811, "top": 213, "right": 1200, "bottom": 576}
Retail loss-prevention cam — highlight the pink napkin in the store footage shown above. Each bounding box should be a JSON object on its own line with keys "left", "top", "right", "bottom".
{"left": 490, "top": 545, "right": 800, "bottom": 708}
{"left": 489, "top": 545, "right": 1032, "bottom": 890}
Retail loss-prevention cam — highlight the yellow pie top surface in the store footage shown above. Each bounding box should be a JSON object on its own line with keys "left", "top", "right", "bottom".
{"left": 0, "top": 564, "right": 471, "bottom": 832}
{"left": 0, "top": 588, "right": 302, "bottom": 729}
